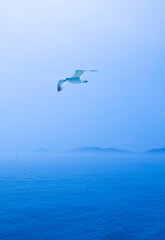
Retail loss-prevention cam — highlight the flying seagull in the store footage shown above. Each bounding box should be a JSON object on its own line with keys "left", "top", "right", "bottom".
{"left": 57, "top": 70, "right": 98, "bottom": 92}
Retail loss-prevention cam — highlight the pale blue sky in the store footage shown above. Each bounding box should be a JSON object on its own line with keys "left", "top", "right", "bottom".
{"left": 0, "top": 0, "right": 165, "bottom": 152}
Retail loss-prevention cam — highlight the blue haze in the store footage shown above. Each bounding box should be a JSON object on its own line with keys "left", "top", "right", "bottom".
{"left": 0, "top": 0, "right": 165, "bottom": 153}
{"left": 1, "top": 2, "right": 165, "bottom": 239}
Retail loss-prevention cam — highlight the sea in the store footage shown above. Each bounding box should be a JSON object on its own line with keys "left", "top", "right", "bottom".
{"left": 0, "top": 153, "right": 165, "bottom": 240}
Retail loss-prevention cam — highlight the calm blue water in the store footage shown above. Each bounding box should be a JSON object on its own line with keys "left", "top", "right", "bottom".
{"left": 0, "top": 154, "right": 165, "bottom": 240}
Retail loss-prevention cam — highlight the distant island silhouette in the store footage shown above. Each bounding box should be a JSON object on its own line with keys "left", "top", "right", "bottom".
{"left": 146, "top": 148, "right": 165, "bottom": 154}
{"left": 32, "top": 148, "right": 49, "bottom": 153}
{"left": 70, "top": 147, "right": 130, "bottom": 153}
{"left": 30, "top": 147, "right": 165, "bottom": 154}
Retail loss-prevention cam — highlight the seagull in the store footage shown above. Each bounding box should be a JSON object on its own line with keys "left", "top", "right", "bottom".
{"left": 57, "top": 70, "right": 98, "bottom": 92}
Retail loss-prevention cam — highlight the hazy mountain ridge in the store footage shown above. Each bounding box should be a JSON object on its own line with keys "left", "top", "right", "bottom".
{"left": 71, "top": 147, "right": 130, "bottom": 153}
{"left": 31, "top": 147, "right": 165, "bottom": 154}
{"left": 146, "top": 148, "right": 165, "bottom": 153}
{"left": 32, "top": 148, "right": 50, "bottom": 153}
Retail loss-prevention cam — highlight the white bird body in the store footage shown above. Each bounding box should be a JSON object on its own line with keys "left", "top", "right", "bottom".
{"left": 57, "top": 70, "right": 98, "bottom": 92}
{"left": 67, "top": 77, "right": 83, "bottom": 84}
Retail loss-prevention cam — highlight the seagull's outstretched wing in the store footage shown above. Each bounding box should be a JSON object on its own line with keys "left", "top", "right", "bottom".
{"left": 72, "top": 70, "right": 86, "bottom": 78}
{"left": 57, "top": 79, "right": 67, "bottom": 92}
{"left": 72, "top": 70, "right": 98, "bottom": 78}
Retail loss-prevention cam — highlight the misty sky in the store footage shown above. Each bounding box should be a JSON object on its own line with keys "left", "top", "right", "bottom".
{"left": 0, "top": 0, "right": 165, "bottom": 153}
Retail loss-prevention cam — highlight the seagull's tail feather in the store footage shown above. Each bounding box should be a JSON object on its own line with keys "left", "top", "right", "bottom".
{"left": 57, "top": 79, "right": 67, "bottom": 92}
